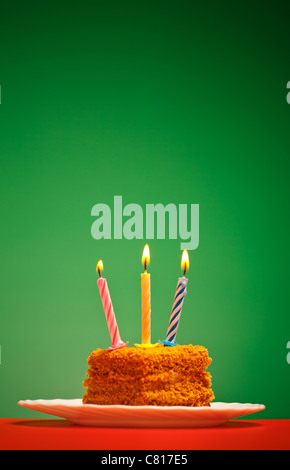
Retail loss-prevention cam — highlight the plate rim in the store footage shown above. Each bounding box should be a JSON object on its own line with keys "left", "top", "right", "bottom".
{"left": 18, "top": 398, "right": 266, "bottom": 411}
{"left": 17, "top": 399, "right": 266, "bottom": 428}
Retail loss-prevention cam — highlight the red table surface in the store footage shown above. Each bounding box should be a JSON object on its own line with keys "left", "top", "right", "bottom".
{"left": 0, "top": 418, "right": 290, "bottom": 450}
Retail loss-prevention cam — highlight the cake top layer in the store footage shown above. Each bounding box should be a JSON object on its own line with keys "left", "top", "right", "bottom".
{"left": 86, "top": 344, "right": 212, "bottom": 377}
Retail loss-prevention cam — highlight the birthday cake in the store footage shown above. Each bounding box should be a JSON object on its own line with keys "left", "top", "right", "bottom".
{"left": 82, "top": 344, "right": 214, "bottom": 407}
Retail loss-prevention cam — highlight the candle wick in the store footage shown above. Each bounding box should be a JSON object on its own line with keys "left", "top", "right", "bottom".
{"left": 183, "top": 267, "right": 186, "bottom": 277}
{"left": 144, "top": 259, "right": 147, "bottom": 273}
{"left": 98, "top": 268, "right": 102, "bottom": 278}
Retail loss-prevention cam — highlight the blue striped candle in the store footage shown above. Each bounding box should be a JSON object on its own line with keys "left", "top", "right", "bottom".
{"left": 165, "top": 276, "right": 188, "bottom": 343}
{"left": 165, "top": 250, "right": 189, "bottom": 344}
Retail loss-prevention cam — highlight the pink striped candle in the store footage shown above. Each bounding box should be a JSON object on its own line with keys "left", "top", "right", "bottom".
{"left": 96, "top": 260, "right": 128, "bottom": 350}
{"left": 165, "top": 250, "right": 189, "bottom": 344}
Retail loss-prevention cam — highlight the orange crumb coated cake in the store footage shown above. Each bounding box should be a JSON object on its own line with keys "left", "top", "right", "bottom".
{"left": 82, "top": 344, "right": 214, "bottom": 407}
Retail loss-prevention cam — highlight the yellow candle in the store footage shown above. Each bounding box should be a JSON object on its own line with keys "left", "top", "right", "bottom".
{"left": 141, "top": 244, "right": 151, "bottom": 344}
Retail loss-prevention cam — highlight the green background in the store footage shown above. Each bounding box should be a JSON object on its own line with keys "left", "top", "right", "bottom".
{"left": 1, "top": 0, "right": 290, "bottom": 420}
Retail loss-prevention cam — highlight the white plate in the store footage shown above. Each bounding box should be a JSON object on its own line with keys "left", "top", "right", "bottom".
{"left": 18, "top": 399, "right": 265, "bottom": 427}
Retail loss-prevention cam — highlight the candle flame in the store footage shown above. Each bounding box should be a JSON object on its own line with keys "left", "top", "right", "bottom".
{"left": 96, "top": 260, "right": 104, "bottom": 277}
{"left": 142, "top": 244, "right": 150, "bottom": 271}
{"left": 181, "top": 250, "right": 189, "bottom": 274}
